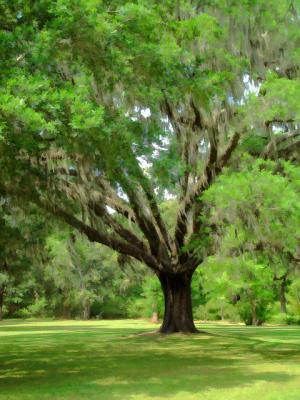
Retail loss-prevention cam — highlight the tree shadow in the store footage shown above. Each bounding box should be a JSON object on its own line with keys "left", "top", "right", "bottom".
{"left": 0, "top": 323, "right": 299, "bottom": 399}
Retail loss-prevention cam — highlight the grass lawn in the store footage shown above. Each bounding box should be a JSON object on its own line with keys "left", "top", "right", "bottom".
{"left": 0, "top": 319, "right": 300, "bottom": 399}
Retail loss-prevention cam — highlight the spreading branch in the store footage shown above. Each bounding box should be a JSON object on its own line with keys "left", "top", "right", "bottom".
{"left": 174, "top": 131, "right": 240, "bottom": 250}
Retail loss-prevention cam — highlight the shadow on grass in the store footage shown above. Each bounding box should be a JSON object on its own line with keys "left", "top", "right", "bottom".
{"left": 0, "top": 322, "right": 300, "bottom": 399}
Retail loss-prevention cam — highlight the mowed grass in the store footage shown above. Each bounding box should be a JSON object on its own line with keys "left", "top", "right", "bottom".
{"left": 0, "top": 320, "right": 300, "bottom": 400}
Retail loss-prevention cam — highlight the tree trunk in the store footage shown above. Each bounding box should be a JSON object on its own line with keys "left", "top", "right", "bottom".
{"left": 279, "top": 278, "right": 287, "bottom": 313}
{"left": 150, "top": 301, "right": 159, "bottom": 324}
{"left": 63, "top": 304, "right": 71, "bottom": 319}
{"left": 158, "top": 270, "right": 198, "bottom": 333}
{"left": 249, "top": 301, "right": 263, "bottom": 326}
{"left": 251, "top": 307, "right": 257, "bottom": 326}
{"left": 82, "top": 300, "right": 90, "bottom": 320}
{"left": 151, "top": 311, "right": 159, "bottom": 323}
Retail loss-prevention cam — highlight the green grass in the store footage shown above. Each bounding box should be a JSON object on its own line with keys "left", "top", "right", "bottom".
{"left": 0, "top": 319, "right": 300, "bottom": 399}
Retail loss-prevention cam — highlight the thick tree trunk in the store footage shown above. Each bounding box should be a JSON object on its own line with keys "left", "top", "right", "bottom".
{"left": 158, "top": 270, "right": 198, "bottom": 333}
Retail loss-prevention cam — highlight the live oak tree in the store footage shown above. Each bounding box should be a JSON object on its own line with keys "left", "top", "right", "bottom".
{"left": 1, "top": 1, "right": 300, "bottom": 332}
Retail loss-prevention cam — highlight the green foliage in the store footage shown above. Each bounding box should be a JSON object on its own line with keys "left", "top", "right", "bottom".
{"left": 194, "top": 299, "right": 239, "bottom": 322}
{"left": 44, "top": 230, "right": 148, "bottom": 319}
{"left": 199, "top": 159, "right": 300, "bottom": 324}
{"left": 204, "top": 159, "right": 300, "bottom": 270}
{"left": 18, "top": 297, "right": 48, "bottom": 318}
{"left": 0, "top": 202, "right": 50, "bottom": 319}
{"left": 201, "top": 256, "right": 275, "bottom": 325}
{"left": 286, "top": 277, "right": 300, "bottom": 324}
{"left": 127, "top": 275, "right": 164, "bottom": 319}
{"left": 250, "top": 74, "right": 300, "bottom": 123}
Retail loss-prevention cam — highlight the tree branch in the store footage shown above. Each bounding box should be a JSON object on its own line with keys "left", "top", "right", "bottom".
{"left": 44, "top": 202, "right": 161, "bottom": 272}
{"left": 89, "top": 201, "right": 149, "bottom": 254}
{"left": 174, "top": 131, "right": 240, "bottom": 250}
{"left": 262, "top": 131, "right": 300, "bottom": 159}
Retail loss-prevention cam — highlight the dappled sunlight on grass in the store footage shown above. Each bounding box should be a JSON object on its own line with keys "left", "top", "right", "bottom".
{"left": 0, "top": 319, "right": 299, "bottom": 399}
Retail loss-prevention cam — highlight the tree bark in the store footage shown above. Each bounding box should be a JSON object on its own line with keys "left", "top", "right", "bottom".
{"left": 158, "top": 270, "right": 198, "bottom": 333}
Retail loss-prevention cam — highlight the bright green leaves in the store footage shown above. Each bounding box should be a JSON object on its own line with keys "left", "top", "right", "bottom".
{"left": 204, "top": 159, "right": 300, "bottom": 259}
{"left": 0, "top": 65, "right": 106, "bottom": 155}
{"left": 70, "top": 99, "right": 104, "bottom": 131}
{"left": 201, "top": 255, "right": 276, "bottom": 324}
{"left": 202, "top": 158, "right": 300, "bottom": 311}
{"left": 178, "top": 14, "right": 220, "bottom": 42}
{"left": 0, "top": 93, "right": 49, "bottom": 133}
{"left": 253, "top": 74, "right": 300, "bottom": 123}
{"left": 287, "top": 277, "right": 300, "bottom": 319}
{"left": 69, "top": 75, "right": 104, "bottom": 133}
{"left": 29, "top": 29, "right": 58, "bottom": 67}
{"left": 0, "top": 75, "right": 57, "bottom": 151}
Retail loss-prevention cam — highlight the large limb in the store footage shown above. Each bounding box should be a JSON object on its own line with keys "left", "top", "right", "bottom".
{"left": 163, "top": 97, "right": 204, "bottom": 202}
{"left": 42, "top": 201, "right": 161, "bottom": 272}
{"left": 174, "top": 131, "right": 240, "bottom": 252}
{"left": 0, "top": 180, "right": 160, "bottom": 272}
{"left": 118, "top": 174, "right": 169, "bottom": 261}
{"left": 54, "top": 164, "right": 137, "bottom": 223}
{"left": 163, "top": 96, "right": 206, "bottom": 252}
{"left": 131, "top": 161, "right": 176, "bottom": 257}
{"left": 89, "top": 202, "right": 149, "bottom": 255}
{"left": 51, "top": 174, "right": 149, "bottom": 256}
{"left": 56, "top": 166, "right": 137, "bottom": 223}
{"left": 115, "top": 160, "right": 175, "bottom": 267}
{"left": 43, "top": 155, "right": 172, "bottom": 266}
{"left": 95, "top": 177, "right": 136, "bottom": 222}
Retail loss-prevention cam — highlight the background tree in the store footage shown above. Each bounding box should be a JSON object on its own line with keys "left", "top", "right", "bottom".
{"left": 201, "top": 256, "right": 276, "bottom": 325}
{"left": 201, "top": 159, "right": 300, "bottom": 324}
{"left": 286, "top": 276, "right": 300, "bottom": 324}
{"left": 0, "top": 203, "right": 49, "bottom": 319}
{"left": 45, "top": 229, "right": 147, "bottom": 319}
